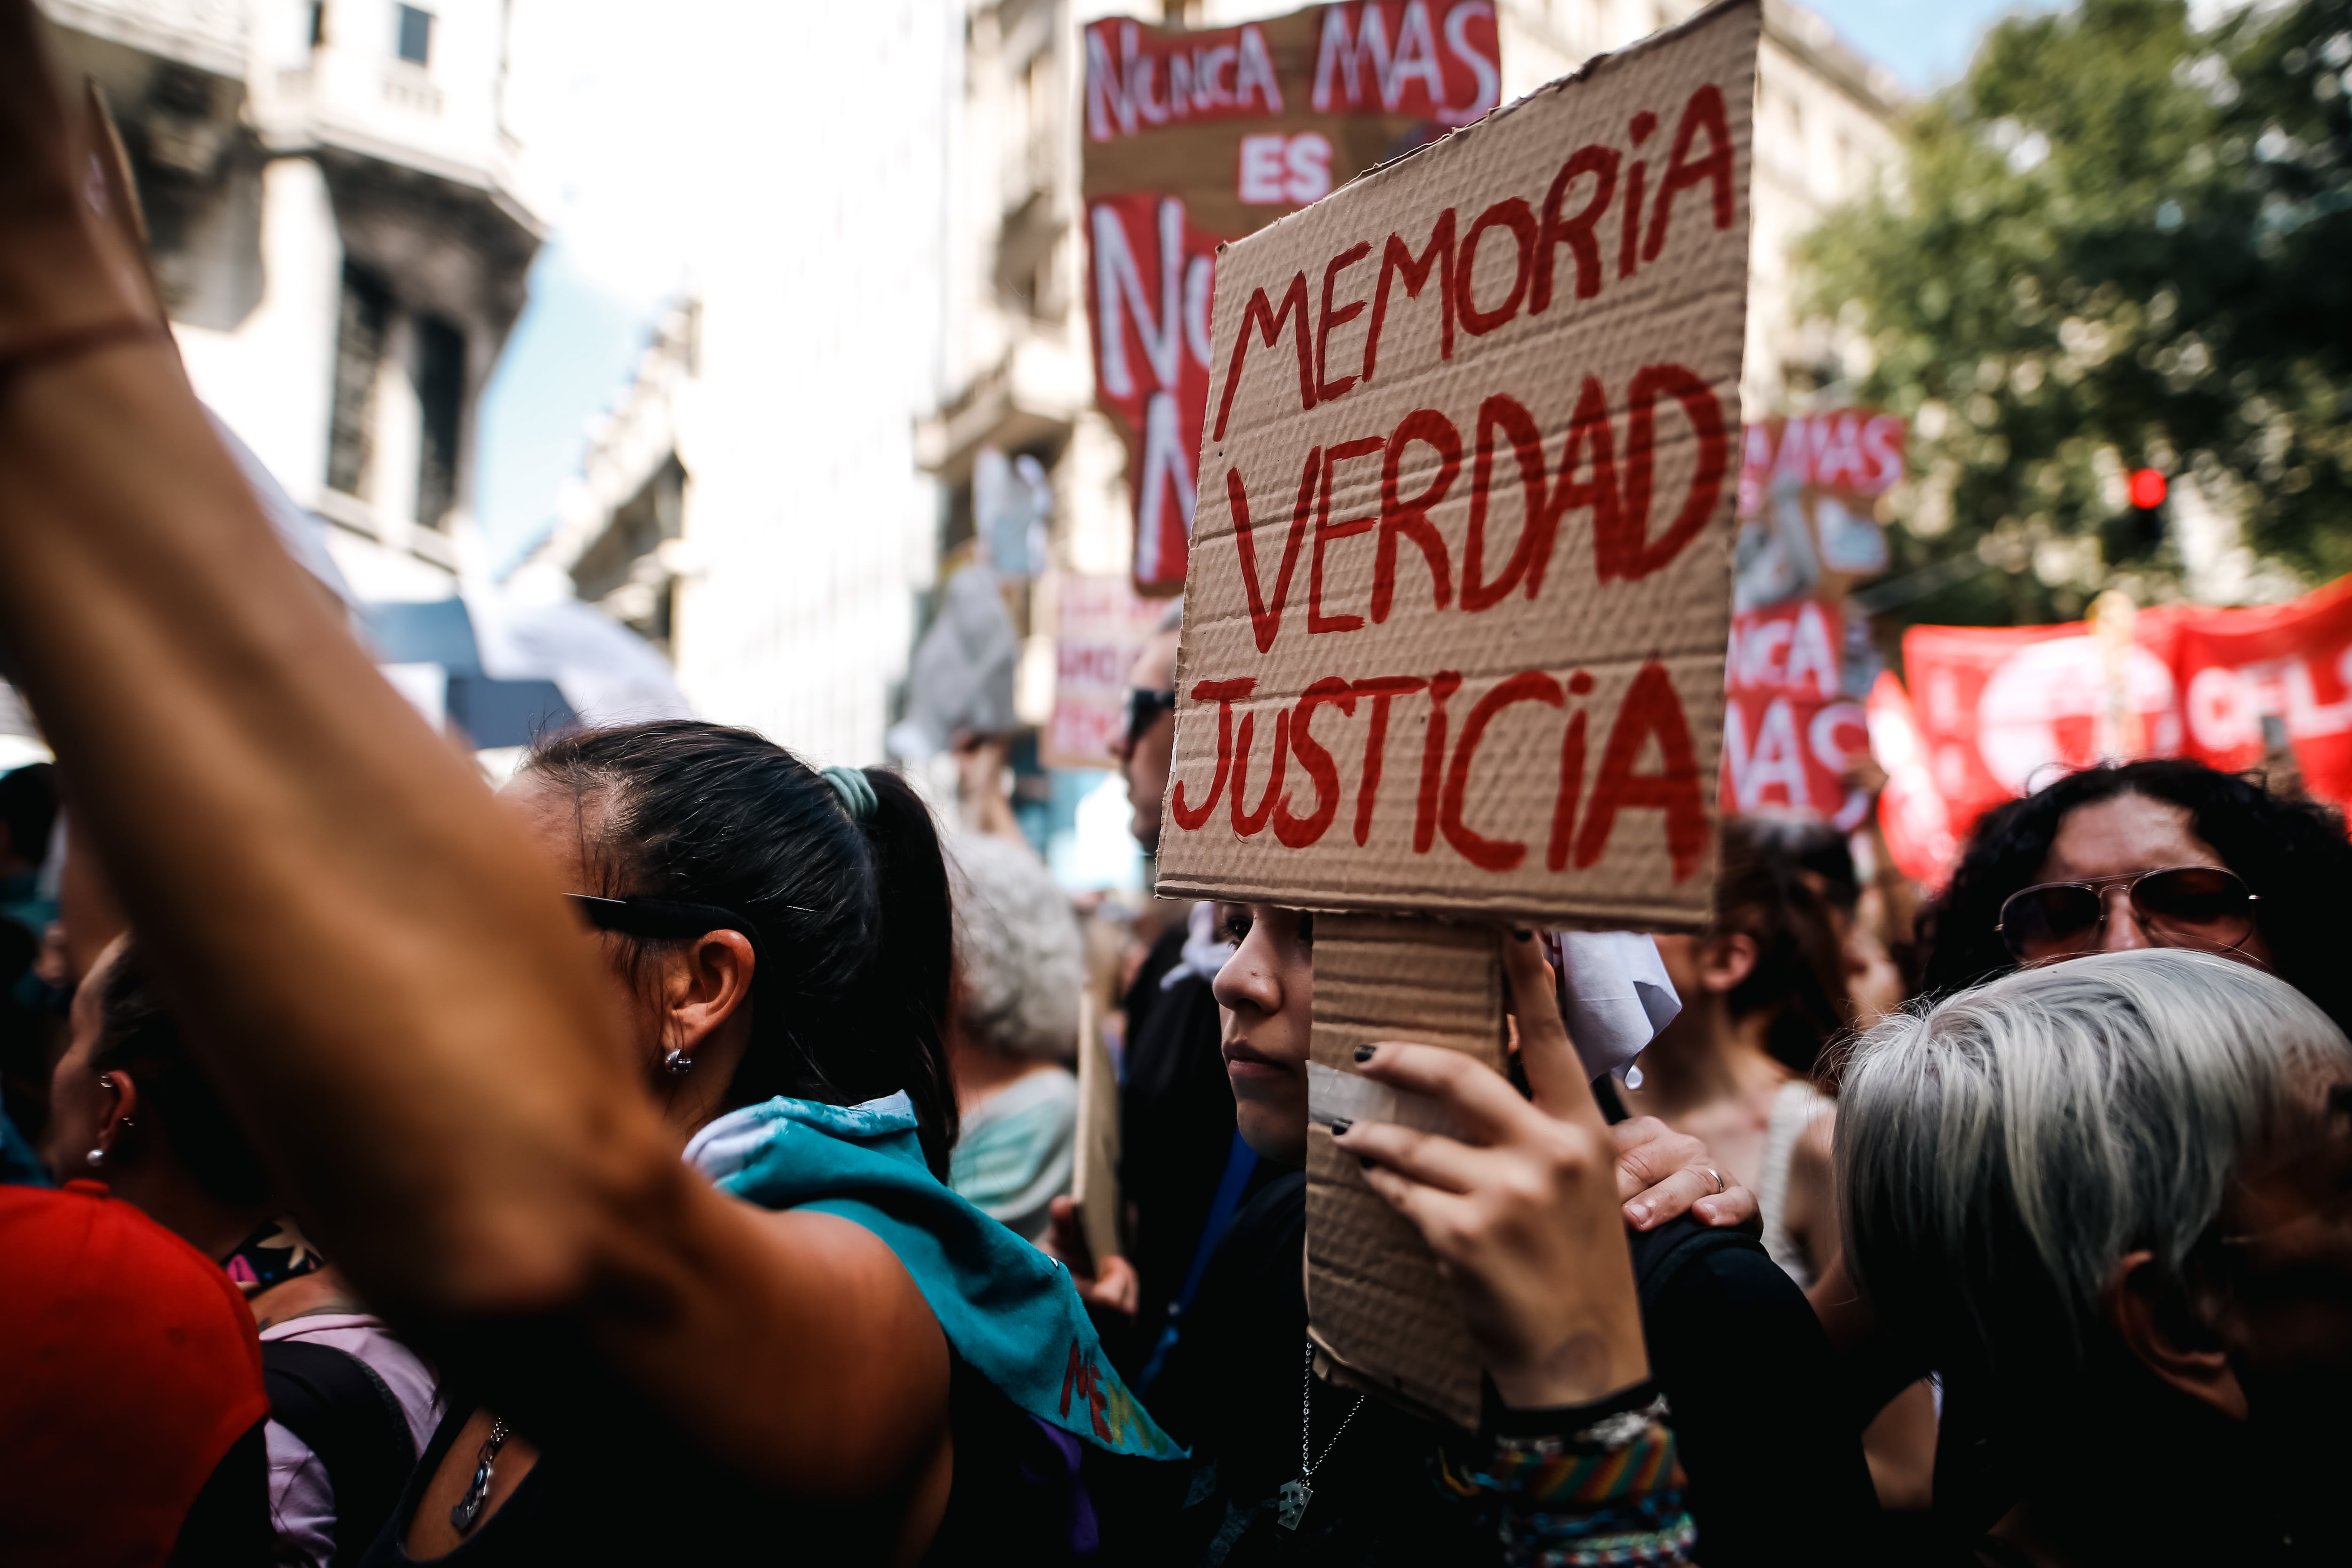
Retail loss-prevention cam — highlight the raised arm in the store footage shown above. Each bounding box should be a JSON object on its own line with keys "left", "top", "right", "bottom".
{"left": 0, "top": 1, "right": 945, "bottom": 1505}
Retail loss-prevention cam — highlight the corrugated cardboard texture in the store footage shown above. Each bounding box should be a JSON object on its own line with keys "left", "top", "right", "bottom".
{"left": 1072, "top": 991, "right": 1123, "bottom": 1272}
{"left": 1305, "top": 913, "right": 1504, "bottom": 1430}
{"left": 1158, "top": 0, "right": 1759, "bottom": 927}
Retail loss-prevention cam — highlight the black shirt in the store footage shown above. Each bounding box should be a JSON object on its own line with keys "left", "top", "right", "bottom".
{"left": 1148, "top": 1170, "right": 1883, "bottom": 1566}
{"left": 354, "top": 1357, "right": 1163, "bottom": 1566}
{"left": 1120, "top": 923, "right": 1268, "bottom": 1366}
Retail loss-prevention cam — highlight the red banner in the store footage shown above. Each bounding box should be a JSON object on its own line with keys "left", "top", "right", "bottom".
{"left": 1872, "top": 575, "right": 2352, "bottom": 884}
{"left": 1721, "top": 598, "right": 1871, "bottom": 827}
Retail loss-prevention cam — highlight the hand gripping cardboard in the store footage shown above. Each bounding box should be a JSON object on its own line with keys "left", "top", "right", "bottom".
{"left": 1159, "top": 0, "right": 1760, "bottom": 1428}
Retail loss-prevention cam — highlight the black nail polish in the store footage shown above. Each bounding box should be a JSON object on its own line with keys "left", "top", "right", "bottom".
{"left": 1512, "top": 928, "right": 1533, "bottom": 942}
{"left": 1329, "top": 1117, "right": 1353, "bottom": 1137}
{"left": 1353, "top": 1043, "right": 1376, "bottom": 1062}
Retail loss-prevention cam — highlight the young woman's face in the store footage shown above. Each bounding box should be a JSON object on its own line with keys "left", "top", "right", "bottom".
{"left": 1210, "top": 905, "right": 1313, "bottom": 1165}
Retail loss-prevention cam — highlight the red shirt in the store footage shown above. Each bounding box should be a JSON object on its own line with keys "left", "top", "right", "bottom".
{"left": 0, "top": 1179, "right": 268, "bottom": 1566}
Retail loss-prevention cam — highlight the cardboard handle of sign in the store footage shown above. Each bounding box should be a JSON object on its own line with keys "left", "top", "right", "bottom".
{"left": 1304, "top": 912, "right": 1505, "bottom": 1431}
{"left": 1072, "top": 990, "right": 1124, "bottom": 1273}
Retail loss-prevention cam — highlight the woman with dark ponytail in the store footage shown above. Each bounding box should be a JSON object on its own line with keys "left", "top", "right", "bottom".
{"left": 331, "top": 722, "right": 1179, "bottom": 1563}
{"left": 519, "top": 724, "right": 961, "bottom": 1170}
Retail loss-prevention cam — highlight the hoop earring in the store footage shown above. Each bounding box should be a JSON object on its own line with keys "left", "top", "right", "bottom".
{"left": 662, "top": 1049, "right": 693, "bottom": 1077}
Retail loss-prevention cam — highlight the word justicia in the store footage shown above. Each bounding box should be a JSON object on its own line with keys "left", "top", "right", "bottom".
{"left": 1168, "top": 662, "right": 1707, "bottom": 881}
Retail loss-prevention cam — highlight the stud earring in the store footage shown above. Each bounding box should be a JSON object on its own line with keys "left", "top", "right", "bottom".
{"left": 86, "top": 1147, "right": 105, "bottom": 1168}
{"left": 662, "top": 1049, "right": 693, "bottom": 1076}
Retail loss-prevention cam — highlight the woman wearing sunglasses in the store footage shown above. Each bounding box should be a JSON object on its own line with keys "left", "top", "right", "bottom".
{"left": 1812, "top": 757, "right": 2352, "bottom": 1550}
{"left": 1919, "top": 759, "right": 2352, "bottom": 1033}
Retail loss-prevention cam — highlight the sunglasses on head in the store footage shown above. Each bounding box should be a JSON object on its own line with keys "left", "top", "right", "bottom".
{"left": 1996, "top": 865, "right": 2259, "bottom": 962}
{"left": 566, "top": 894, "right": 762, "bottom": 954}
{"left": 1126, "top": 686, "right": 1177, "bottom": 750}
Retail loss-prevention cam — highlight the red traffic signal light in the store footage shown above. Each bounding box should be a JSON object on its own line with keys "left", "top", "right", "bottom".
{"left": 2128, "top": 468, "right": 2168, "bottom": 509}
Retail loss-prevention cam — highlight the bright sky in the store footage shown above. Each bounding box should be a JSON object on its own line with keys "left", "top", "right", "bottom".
{"left": 474, "top": 0, "right": 2057, "bottom": 572}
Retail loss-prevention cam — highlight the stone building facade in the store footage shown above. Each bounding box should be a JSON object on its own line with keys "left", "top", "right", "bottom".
{"left": 39, "top": 0, "right": 542, "bottom": 601}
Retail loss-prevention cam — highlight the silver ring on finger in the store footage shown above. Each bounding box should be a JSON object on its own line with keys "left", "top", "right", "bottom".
{"left": 1703, "top": 1166, "right": 1725, "bottom": 1194}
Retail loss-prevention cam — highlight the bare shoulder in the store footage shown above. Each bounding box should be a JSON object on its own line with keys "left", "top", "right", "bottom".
{"left": 736, "top": 1202, "right": 944, "bottom": 1343}
{"left": 1789, "top": 1095, "right": 1838, "bottom": 1189}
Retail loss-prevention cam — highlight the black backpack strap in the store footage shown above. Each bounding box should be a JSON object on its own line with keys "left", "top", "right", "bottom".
{"left": 261, "top": 1339, "right": 419, "bottom": 1568}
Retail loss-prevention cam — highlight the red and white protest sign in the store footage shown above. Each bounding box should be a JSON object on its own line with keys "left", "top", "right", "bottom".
{"left": 1721, "top": 598, "right": 1871, "bottom": 828}
{"left": 1873, "top": 574, "right": 2352, "bottom": 884}
{"left": 1734, "top": 409, "right": 1906, "bottom": 517}
{"left": 1731, "top": 408, "right": 1905, "bottom": 610}
{"left": 1084, "top": 4, "right": 1504, "bottom": 597}
{"left": 1043, "top": 574, "right": 1170, "bottom": 770}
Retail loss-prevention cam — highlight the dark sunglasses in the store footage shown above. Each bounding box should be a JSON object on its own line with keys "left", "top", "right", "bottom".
{"left": 1126, "top": 686, "right": 1177, "bottom": 749}
{"left": 1996, "top": 865, "right": 2259, "bottom": 961}
{"left": 566, "top": 894, "right": 763, "bottom": 953}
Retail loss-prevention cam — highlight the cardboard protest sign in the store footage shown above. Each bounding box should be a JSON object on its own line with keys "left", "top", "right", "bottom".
{"left": 1161, "top": 0, "right": 1760, "bottom": 1429}
{"left": 1304, "top": 913, "right": 1504, "bottom": 1423}
{"left": 1043, "top": 573, "right": 1169, "bottom": 770}
{"left": 1156, "top": 0, "right": 1758, "bottom": 932}
{"left": 1083, "top": 3, "right": 1504, "bottom": 596}
{"left": 1071, "top": 990, "right": 1123, "bottom": 1281}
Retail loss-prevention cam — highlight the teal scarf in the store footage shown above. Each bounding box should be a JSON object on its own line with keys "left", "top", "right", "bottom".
{"left": 684, "top": 1091, "right": 1181, "bottom": 1461}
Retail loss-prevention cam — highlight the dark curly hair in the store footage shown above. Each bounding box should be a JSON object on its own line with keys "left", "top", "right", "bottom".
{"left": 1918, "top": 760, "right": 2352, "bottom": 1034}
{"left": 524, "top": 723, "right": 958, "bottom": 1178}
{"left": 1716, "top": 816, "right": 1854, "bottom": 1080}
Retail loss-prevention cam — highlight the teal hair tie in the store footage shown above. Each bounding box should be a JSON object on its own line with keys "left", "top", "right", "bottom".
{"left": 822, "top": 764, "right": 878, "bottom": 822}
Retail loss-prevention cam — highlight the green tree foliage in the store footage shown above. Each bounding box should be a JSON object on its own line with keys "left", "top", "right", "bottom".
{"left": 1801, "top": 0, "right": 2352, "bottom": 628}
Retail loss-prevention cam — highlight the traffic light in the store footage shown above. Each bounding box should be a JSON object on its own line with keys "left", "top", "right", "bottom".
{"left": 2125, "top": 467, "right": 2167, "bottom": 553}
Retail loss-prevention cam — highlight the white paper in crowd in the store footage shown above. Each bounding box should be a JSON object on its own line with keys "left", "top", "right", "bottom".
{"left": 1306, "top": 1062, "right": 1472, "bottom": 1145}
{"left": 887, "top": 564, "right": 1019, "bottom": 761}
{"left": 1549, "top": 931, "right": 1683, "bottom": 1077}
{"left": 460, "top": 586, "right": 694, "bottom": 727}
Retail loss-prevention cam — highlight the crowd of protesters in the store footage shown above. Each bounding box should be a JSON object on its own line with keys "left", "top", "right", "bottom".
{"left": 7, "top": 5, "right": 2352, "bottom": 1562}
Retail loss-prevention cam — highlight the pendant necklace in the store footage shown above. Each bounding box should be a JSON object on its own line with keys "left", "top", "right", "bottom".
{"left": 449, "top": 1416, "right": 513, "bottom": 1535}
{"left": 1277, "top": 1338, "right": 1366, "bottom": 1531}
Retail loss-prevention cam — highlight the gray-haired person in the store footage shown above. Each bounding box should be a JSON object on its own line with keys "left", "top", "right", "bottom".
{"left": 944, "top": 832, "right": 1084, "bottom": 1242}
{"left": 1838, "top": 949, "right": 2352, "bottom": 1565}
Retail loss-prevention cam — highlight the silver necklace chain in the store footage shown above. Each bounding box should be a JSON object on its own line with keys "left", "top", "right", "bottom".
{"left": 1300, "top": 1338, "right": 1367, "bottom": 1478}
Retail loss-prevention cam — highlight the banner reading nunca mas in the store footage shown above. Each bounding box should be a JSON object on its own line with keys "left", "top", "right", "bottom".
{"left": 1084, "top": 2, "right": 1503, "bottom": 597}
{"left": 1156, "top": 0, "right": 1757, "bottom": 930}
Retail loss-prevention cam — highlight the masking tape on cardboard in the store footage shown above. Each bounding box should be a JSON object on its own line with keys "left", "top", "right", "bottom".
{"left": 1306, "top": 1061, "right": 1474, "bottom": 1144}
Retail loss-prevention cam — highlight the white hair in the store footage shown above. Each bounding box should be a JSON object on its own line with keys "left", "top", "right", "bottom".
{"left": 946, "top": 833, "right": 1082, "bottom": 1062}
{"left": 1837, "top": 949, "right": 2352, "bottom": 1402}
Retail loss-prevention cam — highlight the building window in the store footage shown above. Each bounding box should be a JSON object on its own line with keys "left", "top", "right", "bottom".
{"left": 396, "top": 5, "right": 432, "bottom": 66}
{"left": 327, "top": 266, "right": 389, "bottom": 498}
{"left": 414, "top": 316, "right": 465, "bottom": 528}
